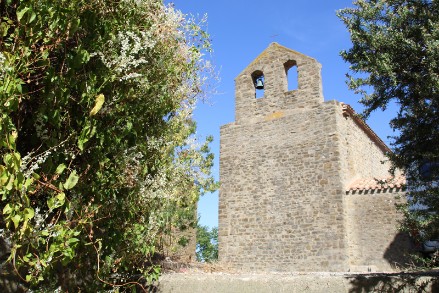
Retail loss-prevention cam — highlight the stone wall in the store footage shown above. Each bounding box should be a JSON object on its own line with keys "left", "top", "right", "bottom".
{"left": 219, "top": 43, "right": 410, "bottom": 272}
{"left": 158, "top": 272, "right": 439, "bottom": 293}
{"left": 338, "top": 105, "right": 411, "bottom": 271}
{"left": 220, "top": 43, "right": 348, "bottom": 271}
{"left": 337, "top": 105, "right": 392, "bottom": 187}
{"left": 345, "top": 189, "right": 411, "bottom": 272}
{"left": 220, "top": 102, "right": 347, "bottom": 271}
{"left": 161, "top": 226, "right": 197, "bottom": 263}
{"left": 234, "top": 43, "right": 323, "bottom": 124}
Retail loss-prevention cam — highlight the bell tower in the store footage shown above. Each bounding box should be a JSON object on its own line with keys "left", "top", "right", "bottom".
{"left": 234, "top": 42, "right": 324, "bottom": 124}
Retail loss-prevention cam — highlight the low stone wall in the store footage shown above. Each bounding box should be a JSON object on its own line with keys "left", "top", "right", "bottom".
{"left": 158, "top": 272, "right": 439, "bottom": 293}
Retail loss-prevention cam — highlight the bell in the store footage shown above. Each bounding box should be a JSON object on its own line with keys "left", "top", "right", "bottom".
{"left": 255, "top": 78, "right": 264, "bottom": 90}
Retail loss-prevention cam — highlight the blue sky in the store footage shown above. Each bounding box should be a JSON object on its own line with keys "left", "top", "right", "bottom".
{"left": 169, "top": 1, "right": 397, "bottom": 228}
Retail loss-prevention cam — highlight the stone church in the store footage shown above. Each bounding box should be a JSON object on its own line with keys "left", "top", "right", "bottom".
{"left": 219, "top": 43, "right": 411, "bottom": 272}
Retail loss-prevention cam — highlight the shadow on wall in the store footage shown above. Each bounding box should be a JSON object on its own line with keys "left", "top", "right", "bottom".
{"left": 383, "top": 232, "right": 414, "bottom": 270}
{"left": 346, "top": 272, "right": 439, "bottom": 293}
{"left": 348, "top": 233, "right": 439, "bottom": 292}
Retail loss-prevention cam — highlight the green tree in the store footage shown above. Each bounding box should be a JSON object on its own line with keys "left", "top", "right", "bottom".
{"left": 0, "top": 0, "right": 217, "bottom": 290}
{"left": 196, "top": 225, "right": 218, "bottom": 263}
{"left": 338, "top": 0, "right": 439, "bottom": 258}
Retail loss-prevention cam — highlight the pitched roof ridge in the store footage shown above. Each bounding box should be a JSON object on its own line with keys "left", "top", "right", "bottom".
{"left": 269, "top": 42, "right": 316, "bottom": 60}
{"left": 236, "top": 42, "right": 317, "bottom": 77}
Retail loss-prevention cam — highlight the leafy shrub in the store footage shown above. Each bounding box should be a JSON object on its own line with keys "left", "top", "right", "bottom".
{"left": 0, "top": 0, "right": 217, "bottom": 290}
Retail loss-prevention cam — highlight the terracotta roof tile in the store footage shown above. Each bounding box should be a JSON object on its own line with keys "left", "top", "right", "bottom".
{"left": 347, "top": 175, "right": 406, "bottom": 192}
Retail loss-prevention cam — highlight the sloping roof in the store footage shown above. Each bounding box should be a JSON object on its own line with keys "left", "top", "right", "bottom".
{"left": 237, "top": 42, "right": 317, "bottom": 77}
{"left": 341, "top": 103, "right": 390, "bottom": 154}
{"left": 347, "top": 175, "right": 406, "bottom": 192}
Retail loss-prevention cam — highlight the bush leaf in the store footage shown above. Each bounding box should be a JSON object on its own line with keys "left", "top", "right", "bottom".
{"left": 90, "top": 94, "right": 105, "bottom": 116}
{"left": 55, "top": 163, "right": 67, "bottom": 175}
{"left": 63, "top": 171, "right": 79, "bottom": 190}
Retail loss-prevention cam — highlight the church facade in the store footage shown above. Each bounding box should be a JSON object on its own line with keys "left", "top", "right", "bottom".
{"left": 219, "top": 43, "right": 410, "bottom": 272}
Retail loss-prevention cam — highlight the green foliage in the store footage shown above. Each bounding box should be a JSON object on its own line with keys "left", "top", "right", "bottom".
{"left": 0, "top": 0, "right": 217, "bottom": 290}
{"left": 338, "top": 0, "right": 439, "bottom": 266}
{"left": 196, "top": 225, "right": 218, "bottom": 263}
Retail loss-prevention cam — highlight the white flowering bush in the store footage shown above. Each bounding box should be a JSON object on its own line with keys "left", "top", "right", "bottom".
{"left": 0, "top": 0, "right": 217, "bottom": 291}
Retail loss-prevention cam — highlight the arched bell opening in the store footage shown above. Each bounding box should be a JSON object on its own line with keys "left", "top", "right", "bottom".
{"left": 251, "top": 70, "right": 265, "bottom": 99}
{"left": 284, "top": 60, "right": 298, "bottom": 92}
